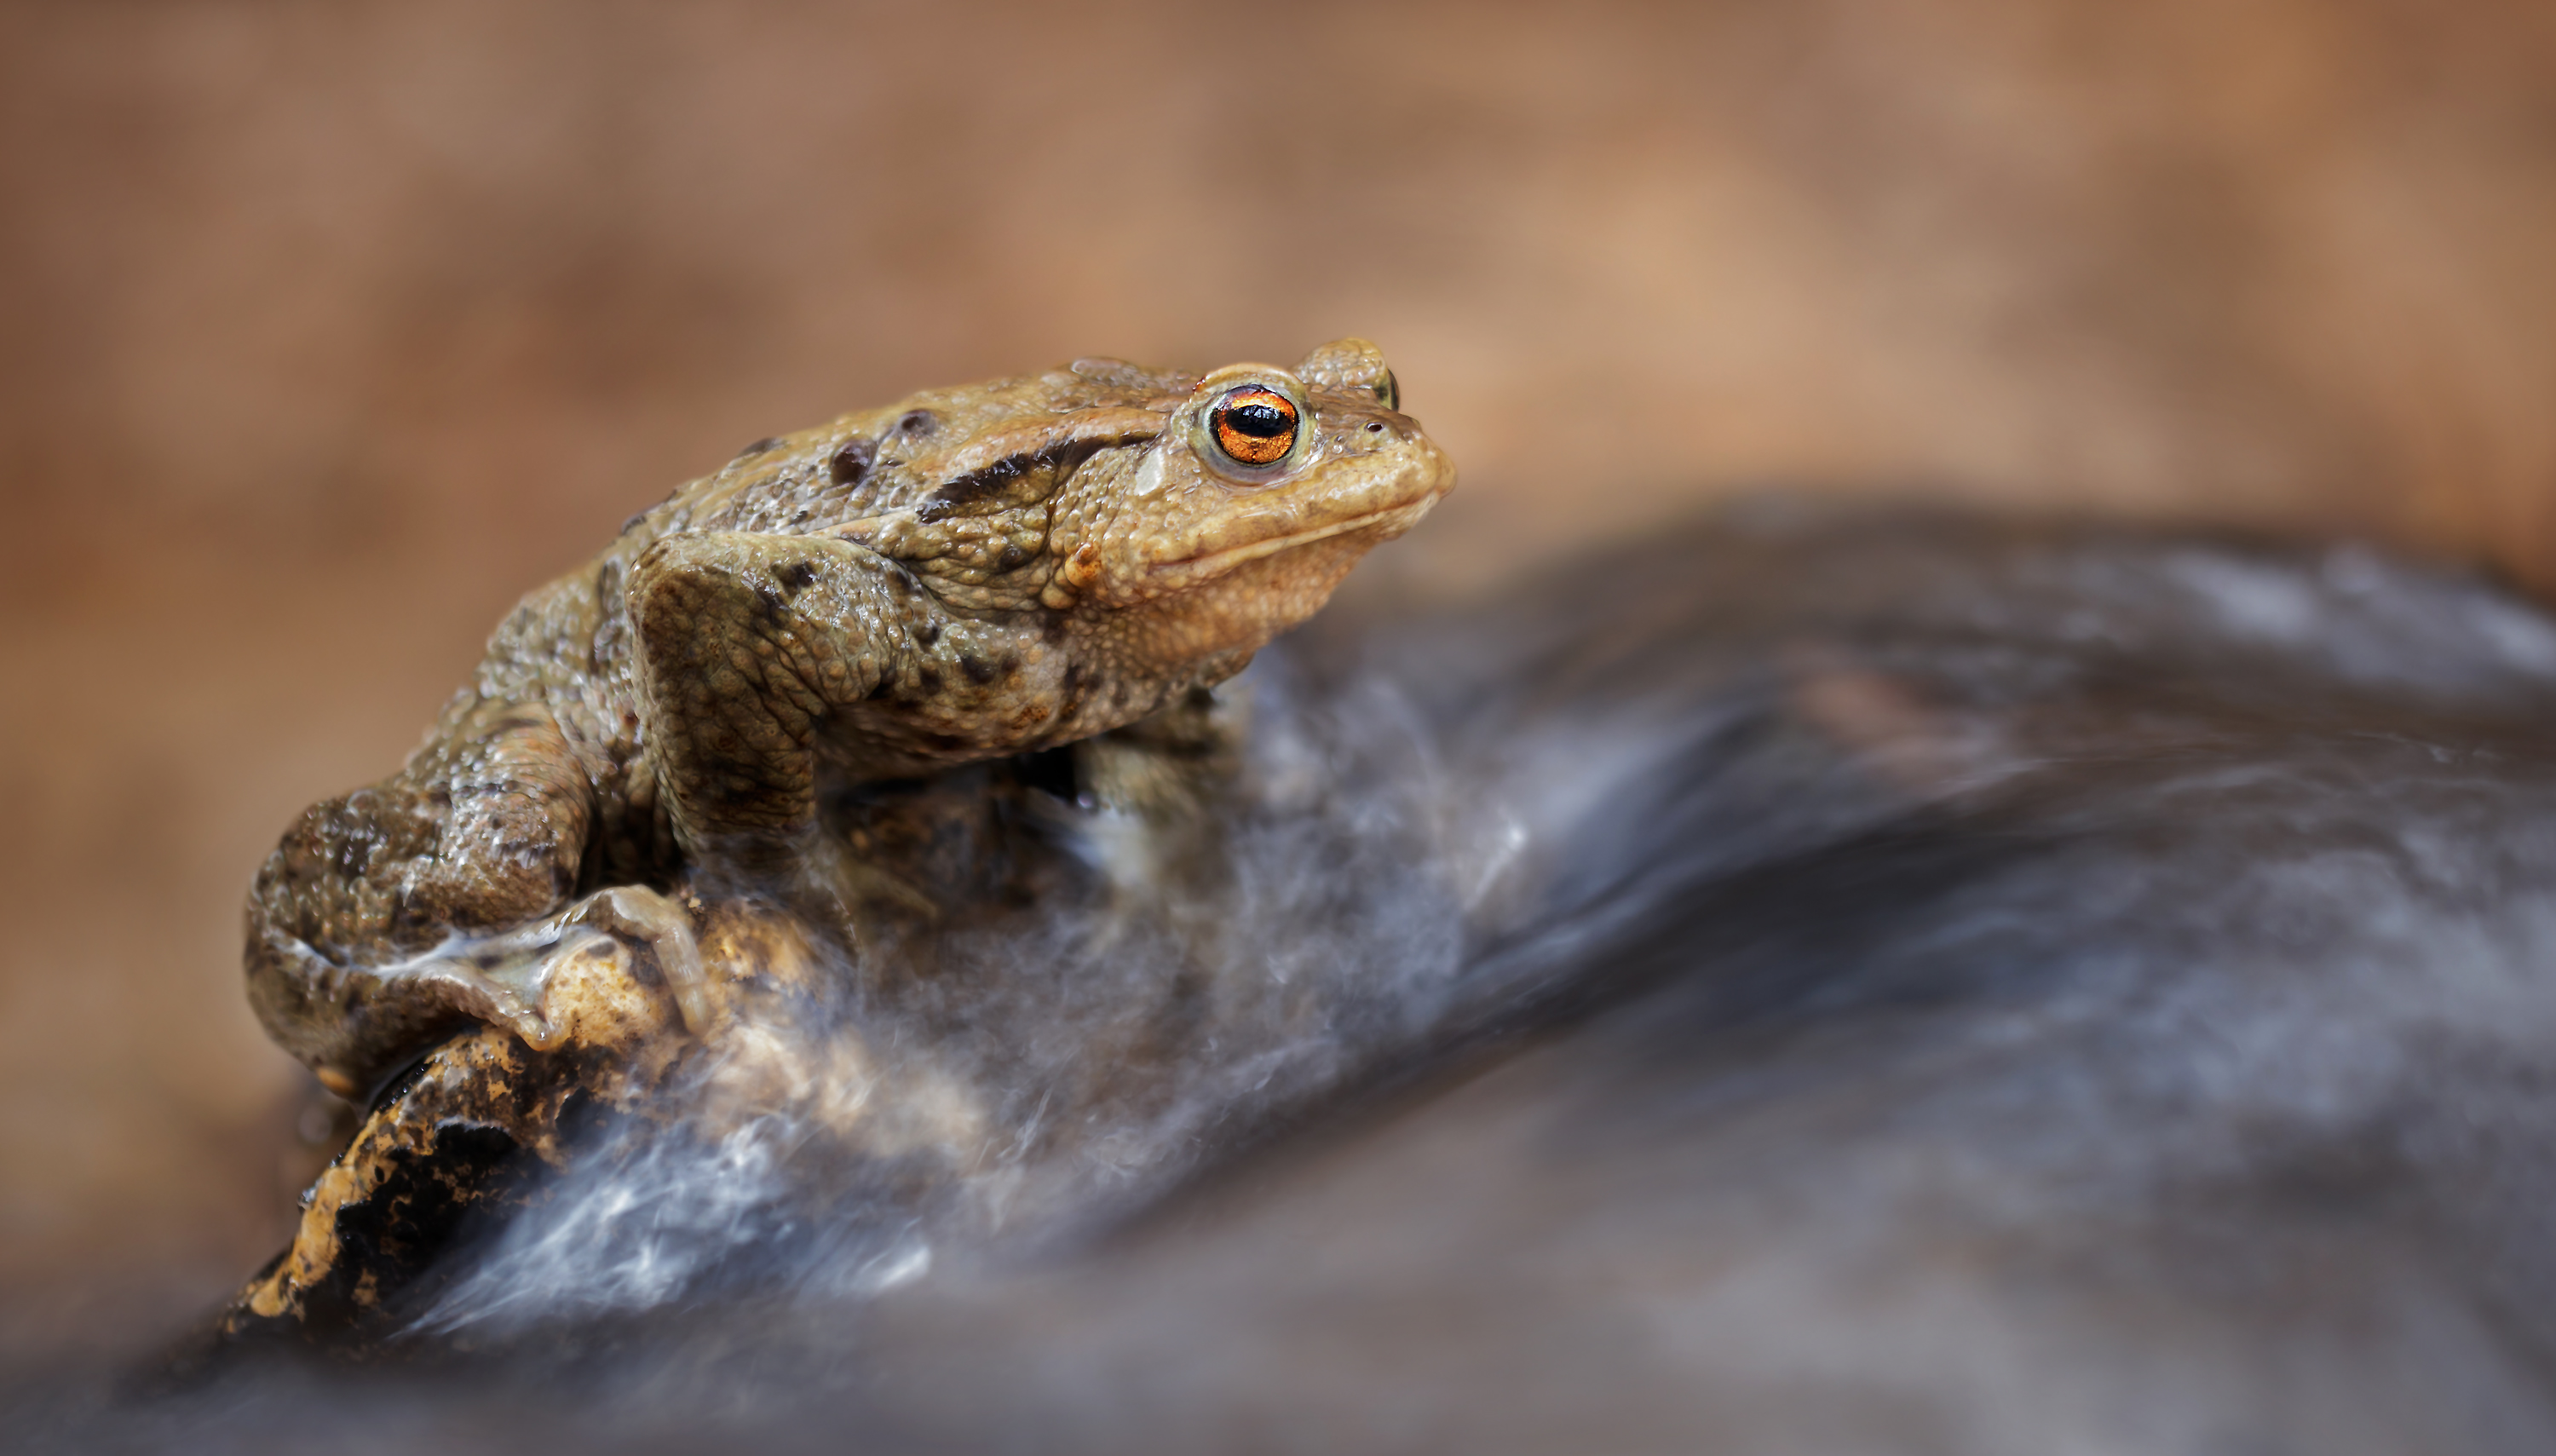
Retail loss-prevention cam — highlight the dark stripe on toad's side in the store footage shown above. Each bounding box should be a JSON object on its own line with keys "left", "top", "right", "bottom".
{"left": 915, "top": 434, "right": 1153, "bottom": 525}
{"left": 916, "top": 451, "right": 1036, "bottom": 524}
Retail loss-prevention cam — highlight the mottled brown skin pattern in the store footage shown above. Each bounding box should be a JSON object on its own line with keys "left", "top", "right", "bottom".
{"left": 249, "top": 340, "right": 1453, "bottom": 1098}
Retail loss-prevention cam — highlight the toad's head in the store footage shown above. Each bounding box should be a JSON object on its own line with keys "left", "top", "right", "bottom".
{"left": 827, "top": 337, "right": 1454, "bottom": 679}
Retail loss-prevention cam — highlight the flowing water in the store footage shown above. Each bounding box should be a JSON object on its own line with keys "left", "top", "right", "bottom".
{"left": 23, "top": 502, "right": 2556, "bottom": 1453}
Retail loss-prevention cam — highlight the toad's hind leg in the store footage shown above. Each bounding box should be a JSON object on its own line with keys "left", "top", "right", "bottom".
{"left": 249, "top": 697, "right": 603, "bottom": 1096}
{"left": 258, "top": 886, "right": 707, "bottom": 1102}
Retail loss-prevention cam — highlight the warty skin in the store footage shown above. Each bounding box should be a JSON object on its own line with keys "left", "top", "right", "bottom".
{"left": 245, "top": 339, "right": 1453, "bottom": 1098}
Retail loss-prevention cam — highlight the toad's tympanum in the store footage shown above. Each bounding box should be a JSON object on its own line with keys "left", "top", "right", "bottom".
{"left": 246, "top": 340, "right": 1452, "bottom": 1100}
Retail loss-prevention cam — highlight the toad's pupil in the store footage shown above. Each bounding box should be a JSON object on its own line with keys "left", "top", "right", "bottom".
{"left": 1211, "top": 389, "right": 1299, "bottom": 468}
{"left": 1226, "top": 401, "right": 1292, "bottom": 437}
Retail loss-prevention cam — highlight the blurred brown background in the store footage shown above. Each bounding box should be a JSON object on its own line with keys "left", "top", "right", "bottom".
{"left": 3, "top": 0, "right": 2553, "bottom": 1330}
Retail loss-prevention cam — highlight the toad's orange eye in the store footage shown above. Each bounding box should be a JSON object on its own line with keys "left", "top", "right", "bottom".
{"left": 1210, "top": 388, "right": 1298, "bottom": 467}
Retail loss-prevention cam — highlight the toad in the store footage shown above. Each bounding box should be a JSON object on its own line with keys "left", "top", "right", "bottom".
{"left": 247, "top": 340, "right": 1452, "bottom": 1098}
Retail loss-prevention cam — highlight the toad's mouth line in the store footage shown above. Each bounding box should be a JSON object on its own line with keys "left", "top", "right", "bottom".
{"left": 1150, "top": 501, "right": 1432, "bottom": 578}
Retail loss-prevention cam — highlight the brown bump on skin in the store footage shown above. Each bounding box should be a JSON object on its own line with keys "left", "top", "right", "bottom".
{"left": 829, "top": 438, "right": 875, "bottom": 486}
{"left": 776, "top": 561, "right": 817, "bottom": 593}
{"left": 1062, "top": 543, "right": 1100, "bottom": 590}
{"left": 997, "top": 544, "right": 1030, "bottom": 571}
{"left": 1038, "top": 542, "right": 1102, "bottom": 611}
{"left": 959, "top": 654, "right": 995, "bottom": 686}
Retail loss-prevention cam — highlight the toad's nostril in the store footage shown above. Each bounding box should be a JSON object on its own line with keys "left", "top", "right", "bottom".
{"left": 1365, "top": 422, "right": 1385, "bottom": 434}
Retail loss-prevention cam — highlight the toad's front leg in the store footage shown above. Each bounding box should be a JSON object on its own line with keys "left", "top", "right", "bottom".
{"left": 627, "top": 532, "right": 929, "bottom": 893}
